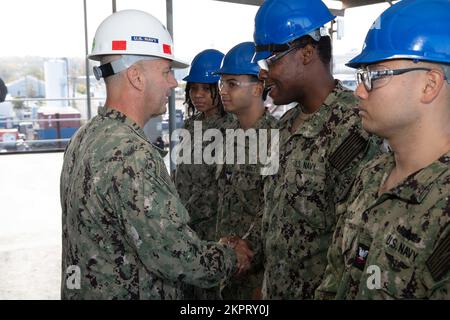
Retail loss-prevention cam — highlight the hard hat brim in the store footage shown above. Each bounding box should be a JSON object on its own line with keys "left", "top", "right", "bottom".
{"left": 251, "top": 50, "right": 271, "bottom": 64}
{"left": 182, "top": 74, "right": 219, "bottom": 84}
{"left": 170, "top": 58, "right": 189, "bottom": 69}
{"left": 346, "top": 50, "right": 450, "bottom": 69}
{"left": 88, "top": 53, "right": 189, "bottom": 69}
{"left": 213, "top": 67, "right": 259, "bottom": 77}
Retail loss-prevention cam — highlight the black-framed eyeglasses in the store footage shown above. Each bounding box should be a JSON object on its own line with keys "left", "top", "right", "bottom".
{"left": 257, "top": 44, "right": 304, "bottom": 71}
{"left": 356, "top": 66, "right": 432, "bottom": 92}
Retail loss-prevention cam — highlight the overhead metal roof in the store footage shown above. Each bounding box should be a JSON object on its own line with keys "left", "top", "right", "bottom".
{"left": 212, "top": 0, "right": 391, "bottom": 16}
{"left": 340, "top": 0, "right": 391, "bottom": 8}
{"left": 212, "top": 0, "right": 390, "bottom": 8}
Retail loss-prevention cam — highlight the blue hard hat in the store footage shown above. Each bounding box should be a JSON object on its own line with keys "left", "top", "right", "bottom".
{"left": 252, "top": 0, "right": 335, "bottom": 62}
{"left": 183, "top": 49, "right": 224, "bottom": 83}
{"left": 215, "top": 42, "right": 260, "bottom": 76}
{"left": 347, "top": 0, "right": 450, "bottom": 69}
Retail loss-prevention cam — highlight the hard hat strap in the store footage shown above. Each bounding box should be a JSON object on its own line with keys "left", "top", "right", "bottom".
{"left": 255, "top": 27, "right": 328, "bottom": 53}
{"left": 93, "top": 59, "right": 127, "bottom": 80}
{"left": 255, "top": 43, "right": 290, "bottom": 53}
{"left": 93, "top": 55, "right": 160, "bottom": 80}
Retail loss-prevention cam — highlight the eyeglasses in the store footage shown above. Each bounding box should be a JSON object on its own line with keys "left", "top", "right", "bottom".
{"left": 257, "top": 45, "right": 303, "bottom": 71}
{"left": 218, "top": 79, "right": 259, "bottom": 91}
{"left": 356, "top": 66, "right": 432, "bottom": 92}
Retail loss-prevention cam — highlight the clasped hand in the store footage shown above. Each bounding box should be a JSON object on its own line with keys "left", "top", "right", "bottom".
{"left": 219, "top": 235, "right": 254, "bottom": 276}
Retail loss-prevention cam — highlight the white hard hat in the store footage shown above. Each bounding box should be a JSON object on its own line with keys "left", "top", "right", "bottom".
{"left": 88, "top": 9, "right": 188, "bottom": 69}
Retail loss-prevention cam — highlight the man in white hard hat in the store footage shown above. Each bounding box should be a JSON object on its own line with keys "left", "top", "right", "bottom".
{"left": 60, "top": 9, "right": 253, "bottom": 300}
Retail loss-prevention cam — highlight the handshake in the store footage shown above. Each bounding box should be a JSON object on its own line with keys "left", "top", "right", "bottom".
{"left": 219, "top": 235, "right": 254, "bottom": 276}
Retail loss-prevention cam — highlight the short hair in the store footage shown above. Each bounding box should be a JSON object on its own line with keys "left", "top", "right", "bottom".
{"left": 291, "top": 35, "right": 332, "bottom": 66}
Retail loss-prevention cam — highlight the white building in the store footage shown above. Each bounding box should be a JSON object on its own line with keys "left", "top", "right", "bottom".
{"left": 44, "top": 59, "right": 69, "bottom": 107}
{"left": 6, "top": 76, "right": 45, "bottom": 98}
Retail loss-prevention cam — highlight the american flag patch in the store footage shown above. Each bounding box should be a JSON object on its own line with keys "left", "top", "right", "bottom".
{"left": 427, "top": 234, "right": 450, "bottom": 281}
{"left": 112, "top": 40, "right": 127, "bottom": 50}
{"left": 163, "top": 44, "right": 172, "bottom": 54}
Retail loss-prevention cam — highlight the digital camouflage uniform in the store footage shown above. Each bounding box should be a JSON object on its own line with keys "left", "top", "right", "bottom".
{"left": 215, "top": 111, "right": 278, "bottom": 299}
{"left": 262, "top": 81, "right": 379, "bottom": 299}
{"left": 174, "top": 112, "right": 234, "bottom": 241}
{"left": 60, "top": 107, "right": 237, "bottom": 300}
{"left": 316, "top": 151, "right": 450, "bottom": 299}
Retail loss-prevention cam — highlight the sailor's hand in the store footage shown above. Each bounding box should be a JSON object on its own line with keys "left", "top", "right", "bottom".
{"left": 219, "top": 236, "right": 254, "bottom": 276}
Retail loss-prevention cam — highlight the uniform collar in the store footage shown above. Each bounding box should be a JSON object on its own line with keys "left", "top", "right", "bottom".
{"left": 194, "top": 111, "right": 222, "bottom": 123}
{"left": 371, "top": 150, "right": 450, "bottom": 204}
{"left": 280, "top": 80, "right": 348, "bottom": 138}
{"left": 230, "top": 109, "right": 273, "bottom": 130}
{"left": 253, "top": 109, "right": 274, "bottom": 129}
{"left": 387, "top": 150, "right": 450, "bottom": 203}
{"left": 98, "top": 106, "right": 167, "bottom": 156}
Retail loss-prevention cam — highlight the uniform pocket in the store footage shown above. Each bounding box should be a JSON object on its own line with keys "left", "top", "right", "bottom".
{"left": 234, "top": 165, "right": 263, "bottom": 192}
{"left": 284, "top": 160, "right": 327, "bottom": 229}
{"left": 369, "top": 225, "right": 427, "bottom": 299}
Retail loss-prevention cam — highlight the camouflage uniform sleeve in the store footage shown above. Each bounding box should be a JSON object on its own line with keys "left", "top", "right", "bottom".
{"left": 315, "top": 159, "right": 367, "bottom": 300}
{"left": 428, "top": 224, "right": 450, "bottom": 299}
{"left": 327, "top": 111, "right": 379, "bottom": 205}
{"left": 416, "top": 201, "right": 449, "bottom": 300}
{"left": 315, "top": 202, "right": 348, "bottom": 299}
{"left": 172, "top": 124, "right": 191, "bottom": 204}
{"left": 106, "top": 149, "right": 237, "bottom": 289}
{"left": 240, "top": 172, "right": 274, "bottom": 272}
{"left": 173, "top": 164, "right": 190, "bottom": 204}
{"left": 244, "top": 207, "right": 264, "bottom": 272}
{"left": 173, "top": 117, "right": 194, "bottom": 203}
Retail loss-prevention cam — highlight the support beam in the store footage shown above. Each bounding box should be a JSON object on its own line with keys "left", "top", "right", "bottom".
{"left": 83, "top": 0, "right": 92, "bottom": 120}
{"left": 341, "top": 0, "right": 388, "bottom": 8}
{"left": 213, "top": 0, "right": 263, "bottom": 5}
{"left": 213, "top": 0, "right": 344, "bottom": 16}
{"left": 212, "top": 0, "right": 387, "bottom": 10}
{"left": 166, "top": 0, "right": 177, "bottom": 172}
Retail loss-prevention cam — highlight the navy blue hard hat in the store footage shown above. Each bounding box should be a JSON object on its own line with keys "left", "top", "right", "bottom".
{"left": 252, "top": 0, "right": 335, "bottom": 62}
{"left": 183, "top": 49, "right": 224, "bottom": 83}
{"left": 347, "top": 0, "right": 450, "bottom": 69}
{"left": 215, "top": 42, "right": 260, "bottom": 76}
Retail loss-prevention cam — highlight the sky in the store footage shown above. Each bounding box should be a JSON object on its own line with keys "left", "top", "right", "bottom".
{"left": 0, "top": 0, "right": 392, "bottom": 64}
